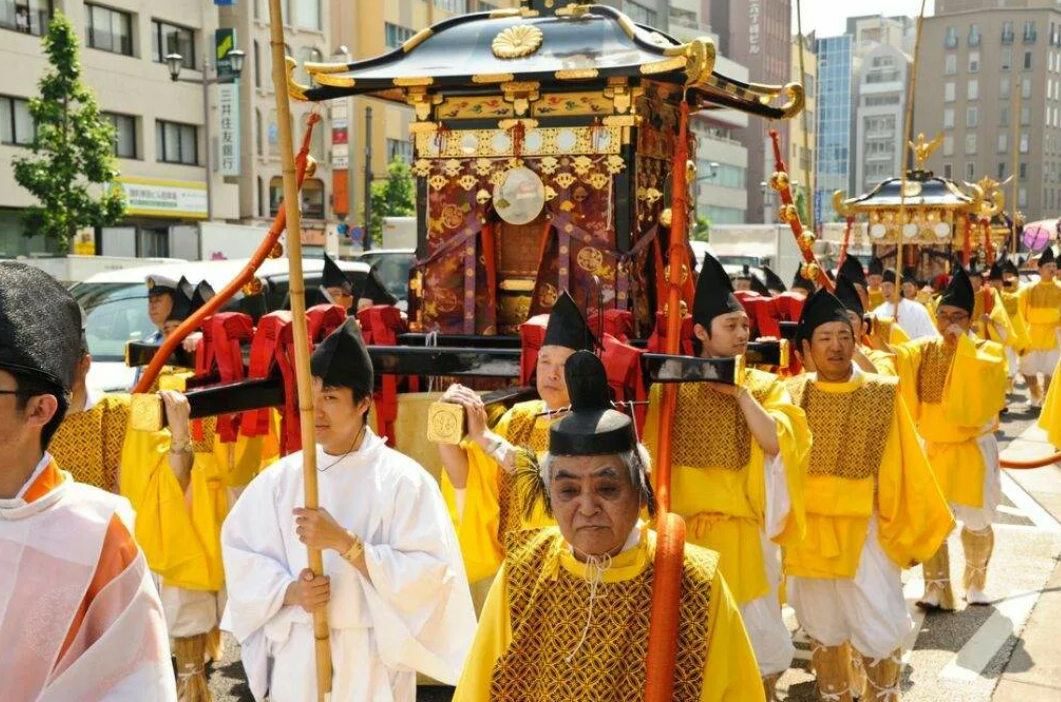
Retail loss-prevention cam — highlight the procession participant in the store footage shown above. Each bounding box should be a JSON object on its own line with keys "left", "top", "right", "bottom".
{"left": 132, "top": 273, "right": 183, "bottom": 387}
{"left": 321, "top": 252, "right": 357, "bottom": 312}
{"left": 900, "top": 268, "right": 919, "bottom": 301}
{"left": 874, "top": 269, "right": 938, "bottom": 340}
{"left": 1039, "top": 355, "right": 1061, "bottom": 447}
{"left": 988, "top": 260, "right": 1031, "bottom": 393}
{"left": 832, "top": 275, "right": 892, "bottom": 376}
{"left": 122, "top": 277, "right": 233, "bottom": 701}
{"left": 763, "top": 265, "right": 788, "bottom": 295}
{"left": 643, "top": 252, "right": 809, "bottom": 698}
{"left": 791, "top": 267, "right": 816, "bottom": 296}
{"left": 437, "top": 290, "right": 592, "bottom": 582}
{"left": 49, "top": 323, "right": 130, "bottom": 493}
{"left": 0, "top": 263, "right": 175, "bottom": 701}
{"left": 453, "top": 351, "right": 764, "bottom": 702}
{"left": 885, "top": 268, "right": 1007, "bottom": 609}
{"left": 1002, "top": 257, "right": 1021, "bottom": 292}
{"left": 867, "top": 256, "right": 886, "bottom": 310}
{"left": 321, "top": 252, "right": 398, "bottom": 313}
{"left": 1017, "top": 247, "right": 1061, "bottom": 406}
{"left": 971, "top": 262, "right": 1015, "bottom": 348}
{"left": 785, "top": 288, "right": 953, "bottom": 702}
{"left": 221, "top": 318, "right": 475, "bottom": 702}
{"left": 839, "top": 255, "right": 869, "bottom": 308}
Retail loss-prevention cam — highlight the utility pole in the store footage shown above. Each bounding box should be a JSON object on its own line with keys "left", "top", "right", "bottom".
{"left": 363, "top": 105, "right": 373, "bottom": 252}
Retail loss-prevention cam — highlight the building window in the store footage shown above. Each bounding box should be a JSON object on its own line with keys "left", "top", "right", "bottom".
{"left": 943, "top": 135, "right": 954, "bottom": 156}
{"left": 1000, "top": 104, "right": 1010, "bottom": 126}
{"left": 1022, "top": 77, "right": 1032, "bottom": 98}
{"left": 621, "top": 0, "right": 657, "bottom": 26}
{"left": 268, "top": 109, "right": 280, "bottom": 156}
{"left": 85, "top": 4, "right": 133, "bottom": 56}
{"left": 1019, "top": 187, "right": 1027, "bottom": 207}
{"left": 1021, "top": 105, "right": 1031, "bottom": 125}
{"left": 269, "top": 176, "right": 283, "bottom": 215}
{"left": 155, "top": 120, "right": 198, "bottom": 165}
{"left": 945, "top": 54, "right": 957, "bottom": 75}
{"left": 966, "top": 162, "right": 976, "bottom": 180}
{"left": 998, "top": 133, "right": 1008, "bottom": 153}
{"left": 944, "top": 26, "right": 958, "bottom": 48}
{"left": 254, "top": 40, "right": 261, "bottom": 88}
{"left": 998, "top": 162, "right": 1007, "bottom": 179}
{"left": 944, "top": 82, "right": 955, "bottom": 102}
{"left": 295, "top": 0, "right": 320, "bottom": 30}
{"left": 1000, "top": 76, "right": 1010, "bottom": 99}
{"left": 0, "top": 95, "right": 34, "bottom": 146}
{"left": 1, "top": 0, "right": 52, "bottom": 36}
{"left": 301, "top": 178, "right": 325, "bottom": 219}
{"left": 1020, "top": 132, "right": 1029, "bottom": 153}
{"left": 1024, "top": 21, "right": 1037, "bottom": 44}
{"left": 385, "top": 22, "right": 414, "bottom": 49}
{"left": 1024, "top": 50, "right": 1033, "bottom": 70}
{"left": 295, "top": 46, "right": 322, "bottom": 85}
{"left": 969, "top": 24, "right": 981, "bottom": 46}
{"left": 151, "top": 20, "right": 194, "bottom": 68}
{"left": 434, "top": 0, "right": 468, "bottom": 12}
{"left": 103, "top": 112, "right": 136, "bottom": 158}
{"left": 966, "top": 106, "right": 979, "bottom": 128}
{"left": 386, "top": 138, "right": 413, "bottom": 163}
{"left": 943, "top": 163, "right": 953, "bottom": 178}
{"left": 864, "top": 95, "right": 900, "bottom": 107}
{"left": 967, "top": 79, "right": 978, "bottom": 100}
{"left": 255, "top": 108, "right": 262, "bottom": 156}
{"left": 943, "top": 108, "right": 955, "bottom": 129}
{"left": 965, "top": 134, "right": 977, "bottom": 155}
{"left": 968, "top": 51, "right": 979, "bottom": 73}
{"left": 1002, "top": 47, "right": 1012, "bottom": 71}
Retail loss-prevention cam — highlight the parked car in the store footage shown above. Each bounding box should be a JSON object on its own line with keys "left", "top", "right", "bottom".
{"left": 355, "top": 248, "right": 415, "bottom": 306}
{"left": 71, "top": 257, "right": 374, "bottom": 392}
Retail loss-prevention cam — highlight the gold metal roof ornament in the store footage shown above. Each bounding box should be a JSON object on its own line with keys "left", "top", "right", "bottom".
{"left": 492, "top": 24, "right": 544, "bottom": 59}
{"left": 910, "top": 132, "right": 943, "bottom": 169}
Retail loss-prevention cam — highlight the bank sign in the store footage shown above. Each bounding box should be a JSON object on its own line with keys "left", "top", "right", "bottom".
{"left": 113, "top": 176, "right": 208, "bottom": 219}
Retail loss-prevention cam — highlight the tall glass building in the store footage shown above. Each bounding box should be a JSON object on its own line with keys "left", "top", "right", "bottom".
{"left": 815, "top": 35, "right": 854, "bottom": 226}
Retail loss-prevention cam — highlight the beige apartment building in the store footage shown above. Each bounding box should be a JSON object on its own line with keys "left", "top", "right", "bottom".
{"left": 788, "top": 34, "right": 817, "bottom": 219}
{"left": 916, "top": 6, "right": 1061, "bottom": 222}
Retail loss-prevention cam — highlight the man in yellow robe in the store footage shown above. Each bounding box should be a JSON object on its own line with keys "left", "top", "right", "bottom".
{"left": 437, "top": 290, "right": 591, "bottom": 583}
{"left": 984, "top": 260, "right": 1028, "bottom": 399}
{"left": 834, "top": 274, "right": 896, "bottom": 377}
{"left": 453, "top": 351, "right": 763, "bottom": 702}
{"left": 886, "top": 268, "right": 1007, "bottom": 609}
{"left": 867, "top": 256, "right": 886, "bottom": 311}
{"left": 786, "top": 288, "right": 953, "bottom": 702}
{"left": 1017, "top": 248, "right": 1061, "bottom": 405}
{"left": 1039, "top": 355, "right": 1061, "bottom": 447}
{"left": 643, "top": 253, "right": 809, "bottom": 699}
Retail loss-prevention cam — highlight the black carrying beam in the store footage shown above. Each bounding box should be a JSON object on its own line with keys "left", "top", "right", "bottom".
{"left": 125, "top": 341, "right": 195, "bottom": 370}
{"left": 369, "top": 345, "right": 521, "bottom": 378}
{"left": 642, "top": 354, "right": 743, "bottom": 384}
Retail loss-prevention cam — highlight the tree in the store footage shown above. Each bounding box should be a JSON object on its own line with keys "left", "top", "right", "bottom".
{"left": 13, "top": 12, "right": 124, "bottom": 253}
{"left": 792, "top": 184, "right": 810, "bottom": 228}
{"left": 691, "top": 214, "right": 711, "bottom": 242}
{"left": 367, "top": 157, "right": 416, "bottom": 245}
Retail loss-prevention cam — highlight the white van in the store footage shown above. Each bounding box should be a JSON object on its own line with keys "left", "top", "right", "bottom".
{"left": 71, "top": 257, "right": 375, "bottom": 392}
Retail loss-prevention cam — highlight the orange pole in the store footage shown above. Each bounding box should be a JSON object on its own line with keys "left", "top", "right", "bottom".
{"left": 838, "top": 216, "right": 854, "bottom": 269}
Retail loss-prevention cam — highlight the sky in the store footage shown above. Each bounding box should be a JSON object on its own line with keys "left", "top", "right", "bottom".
{"left": 793, "top": 0, "right": 936, "bottom": 38}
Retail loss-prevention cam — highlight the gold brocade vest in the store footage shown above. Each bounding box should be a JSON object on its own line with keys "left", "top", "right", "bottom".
{"left": 670, "top": 369, "right": 776, "bottom": 472}
{"left": 50, "top": 395, "right": 130, "bottom": 493}
{"left": 491, "top": 529, "right": 716, "bottom": 702}
{"left": 1001, "top": 291, "right": 1020, "bottom": 317}
{"left": 786, "top": 375, "right": 897, "bottom": 480}
{"left": 496, "top": 404, "right": 552, "bottom": 543}
{"left": 916, "top": 340, "right": 955, "bottom": 404}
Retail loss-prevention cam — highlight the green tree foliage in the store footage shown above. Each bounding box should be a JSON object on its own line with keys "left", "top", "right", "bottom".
{"left": 792, "top": 184, "right": 810, "bottom": 228}
{"left": 13, "top": 12, "right": 124, "bottom": 252}
{"left": 367, "top": 157, "right": 416, "bottom": 244}
{"left": 691, "top": 215, "right": 711, "bottom": 242}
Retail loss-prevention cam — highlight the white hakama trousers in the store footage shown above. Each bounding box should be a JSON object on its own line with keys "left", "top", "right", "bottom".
{"left": 951, "top": 433, "right": 1001, "bottom": 532}
{"left": 1005, "top": 347, "right": 1019, "bottom": 380}
{"left": 740, "top": 532, "right": 796, "bottom": 676}
{"left": 1020, "top": 348, "right": 1060, "bottom": 377}
{"left": 789, "top": 518, "right": 913, "bottom": 660}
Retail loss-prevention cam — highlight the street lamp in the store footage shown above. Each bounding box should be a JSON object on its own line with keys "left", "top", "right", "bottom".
{"left": 165, "top": 49, "right": 245, "bottom": 220}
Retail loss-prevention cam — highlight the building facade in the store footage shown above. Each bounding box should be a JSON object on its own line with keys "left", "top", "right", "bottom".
{"left": 854, "top": 43, "right": 910, "bottom": 194}
{"left": 815, "top": 34, "right": 854, "bottom": 224}
{"left": 788, "top": 33, "right": 817, "bottom": 223}
{"left": 915, "top": 7, "right": 1061, "bottom": 221}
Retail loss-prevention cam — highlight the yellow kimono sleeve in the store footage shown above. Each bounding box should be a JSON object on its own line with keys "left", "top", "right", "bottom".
{"left": 876, "top": 394, "right": 955, "bottom": 569}
{"left": 866, "top": 348, "right": 897, "bottom": 377}
{"left": 943, "top": 335, "right": 1007, "bottom": 427}
{"left": 699, "top": 570, "right": 768, "bottom": 702}
{"left": 119, "top": 427, "right": 225, "bottom": 591}
{"left": 761, "top": 378, "right": 811, "bottom": 547}
{"left": 440, "top": 440, "right": 504, "bottom": 583}
{"left": 1039, "top": 356, "right": 1061, "bottom": 447}
{"left": 890, "top": 339, "right": 923, "bottom": 419}
{"left": 451, "top": 562, "right": 512, "bottom": 702}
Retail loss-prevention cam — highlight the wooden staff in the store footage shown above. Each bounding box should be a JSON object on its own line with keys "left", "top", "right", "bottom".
{"left": 266, "top": 0, "right": 331, "bottom": 697}
{"left": 898, "top": 0, "right": 928, "bottom": 305}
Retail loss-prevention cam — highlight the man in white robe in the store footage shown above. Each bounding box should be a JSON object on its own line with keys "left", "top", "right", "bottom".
{"left": 873, "top": 269, "right": 939, "bottom": 340}
{"left": 221, "top": 317, "right": 476, "bottom": 702}
{"left": 0, "top": 263, "right": 175, "bottom": 701}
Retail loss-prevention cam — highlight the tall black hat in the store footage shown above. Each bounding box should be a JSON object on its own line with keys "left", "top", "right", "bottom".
{"left": 748, "top": 270, "right": 771, "bottom": 297}
{"left": 543, "top": 290, "right": 595, "bottom": 350}
{"left": 0, "top": 263, "right": 82, "bottom": 392}
{"left": 868, "top": 256, "right": 885, "bottom": 276}
{"left": 351, "top": 267, "right": 399, "bottom": 306}
{"left": 796, "top": 287, "right": 853, "bottom": 348}
{"left": 967, "top": 258, "right": 984, "bottom": 278}
{"left": 762, "top": 265, "right": 787, "bottom": 293}
{"left": 310, "top": 317, "right": 374, "bottom": 394}
{"left": 191, "top": 280, "right": 215, "bottom": 310}
{"left": 693, "top": 253, "right": 745, "bottom": 328}
{"left": 322, "top": 252, "right": 353, "bottom": 293}
{"left": 839, "top": 256, "right": 867, "bottom": 288}
{"left": 834, "top": 274, "right": 865, "bottom": 317}
{"left": 1039, "top": 247, "right": 1056, "bottom": 266}
{"left": 882, "top": 268, "right": 898, "bottom": 285}
{"left": 901, "top": 266, "right": 919, "bottom": 286}
{"left": 737, "top": 265, "right": 753, "bottom": 281}
{"left": 1003, "top": 257, "right": 1020, "bottom": 277}
{"left": 548, "top": 351, "right": 635, "bottom": 457}
{"left": 988, "top": 259, "right": 1004, "bottom": 281}
{"left": 938, "top": 266, "right": 975, "bottom": 315}
{"left": 165, "top": 277, "right": 197, "bottom": 323}
{"left": 791, "top": 268, "right": 816, "bottom": 293}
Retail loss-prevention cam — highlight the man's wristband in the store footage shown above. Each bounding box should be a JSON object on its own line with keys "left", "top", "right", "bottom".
{"left": 341, "top": 531, "right": 364, "bottom": 564}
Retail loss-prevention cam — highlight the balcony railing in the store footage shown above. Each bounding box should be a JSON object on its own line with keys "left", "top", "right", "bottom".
{"left": 1024, "top": 30, "right": 1038, "bottom": 44}
{"left": 945, "top": 35, "right": 958, "bottom": 48}
{"left": 1002, "top": 30, "right": 1015, "bottom": 44}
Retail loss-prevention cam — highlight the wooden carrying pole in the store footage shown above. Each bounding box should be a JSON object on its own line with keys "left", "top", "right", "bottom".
{"left": 898, "top": 0, "right": 927, "bottom": 292}
{"left": 266, "top": 1, "right": 332, "bottom": 697}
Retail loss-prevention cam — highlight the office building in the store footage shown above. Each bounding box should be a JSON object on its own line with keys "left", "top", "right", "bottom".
{"left": 815, "top": 34, "right": 855, "bottom": 224}
{"left": 854, "top": 44, "right": 911, "bottom": 194}
{"left": 788, "top": 33, "right": 817, "bottom": 221}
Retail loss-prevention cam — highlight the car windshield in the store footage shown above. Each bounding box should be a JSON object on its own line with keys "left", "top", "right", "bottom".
{"left": 359, "top": 253, "right": 413, "bottom": 300}
{"left": 71, "top": 282, "right": 157, "bottom": 362}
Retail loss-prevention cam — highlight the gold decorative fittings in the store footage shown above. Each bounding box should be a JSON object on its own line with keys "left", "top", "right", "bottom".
{"left": 832, "top": 190, "right": 854, "bottom": 218}
{"left": 402, "top": 27, "right": 433, "bottom": 53}
{"left": 910, "top": 132, "right": 944, "bottom": 168}
{"left": 659, "top": 207, "right": 673, "bottom": 227}
{"left": 285, "top": 57, "right": 309, "bottom": 102}
{"left": 492, "top": 24, "right": 544, "bottom": 59}
{"left": 799, "top": 232, "right": 816, "bottom": 249}
{"left": 801, "top": 262, "right": 821, "bottom": 282}
{"left": 501, "top": 81, "right": 541, "bottom": 116}
{"left": 242, "top": 276, "right": 264, "bottom": 296}
{"left": 778, "top": 203, "right": 799, "bottom": 224}
{"left": 472, "top": 73, "right": 516, "bottom": 84}
{"left": 555, "top": 3, "right": 593, "bottom": 18}
{"left": 426, "top": 401, "right": 466, "bottom": 445}
{"left": 268, "top": 242, "right": 284, "bottom": 259}
{"left": 769, "top": 171, "right": 789, "bottom": 192}
{"left": 130, "top": 394, "right": 164, "bottom": 433}
{"left": 305, "top": 157, "right": 318, "bottom": 177}
{"left": 663, "top": 263, "right": 690, "bottom": 283}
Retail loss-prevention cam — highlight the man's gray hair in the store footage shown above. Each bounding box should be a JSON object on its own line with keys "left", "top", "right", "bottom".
{"left": 539, "top": 444, "right": 655, "bottom": 516}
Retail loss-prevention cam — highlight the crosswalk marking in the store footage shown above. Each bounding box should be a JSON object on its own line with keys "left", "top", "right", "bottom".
{"left": 1000, "top": 471, "right": 1061, "bottom": 533}
{"left": 939, "top": 589, "right": 1040, "bottom": 682}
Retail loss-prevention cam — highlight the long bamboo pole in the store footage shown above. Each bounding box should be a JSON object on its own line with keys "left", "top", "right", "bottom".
{"left": 266, "top": 1, "right": 331, "bottom": 698}
{"left": 795, "top": 0, "right": 813, "bottom": 227}
{"left": 898, "top": 0, "right": 927, "bottom": 299}
{"left": 1011, "top": 66, "right": 1021, "bottom": 255}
